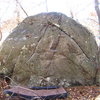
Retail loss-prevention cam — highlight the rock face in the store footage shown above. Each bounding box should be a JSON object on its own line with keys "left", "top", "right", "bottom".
{"left": 0, "top": 12, "right": 99, "bottom": 87}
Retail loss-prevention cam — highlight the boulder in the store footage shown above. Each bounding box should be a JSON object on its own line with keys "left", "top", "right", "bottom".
{"left": 0, "top": 12, "right": 99, "bottom": 87}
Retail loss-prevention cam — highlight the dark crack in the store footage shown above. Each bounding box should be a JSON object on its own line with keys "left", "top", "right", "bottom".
{"left": 47, "top": 20, "right": 96, "bottom": 84}
{"left": 45, "top": 33, "right": 61, "bottom": 68}
{"left": 43, "top": 16, "right": 62, "bottom": 77}
{"left": 47, "top": 21, "right": 90, "bottom": 61}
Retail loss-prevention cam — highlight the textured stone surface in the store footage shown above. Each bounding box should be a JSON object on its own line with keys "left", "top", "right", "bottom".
{"left": 0, "top": 12, "right": 99, "bottom": 87}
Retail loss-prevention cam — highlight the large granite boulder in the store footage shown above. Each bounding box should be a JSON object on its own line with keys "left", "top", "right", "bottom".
{"left": 0, "top": 12, "right": 99, "bottom": 87}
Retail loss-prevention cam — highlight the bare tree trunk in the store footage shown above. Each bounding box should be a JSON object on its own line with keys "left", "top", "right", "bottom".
{"left": 94, "top": 0, "right": 100, "bottom": 86}
{"left": 45, "top": 0, "right": 48, "bottom": 12}
{"left": 0, "top": 29, "right": 2, "bottom": 41}
{"left": 70, "top": 10, "right": 74, "bottom": 19}
{"left": 94, "top": 0, "right": 100, "bottom": 33}
{"left": 15, "top": 0, "right": 20, "bottom": 24}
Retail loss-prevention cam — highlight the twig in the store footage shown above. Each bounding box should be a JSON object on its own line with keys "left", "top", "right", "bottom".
{"left": 15, "top": 0, "right": 29, "bottom": 17}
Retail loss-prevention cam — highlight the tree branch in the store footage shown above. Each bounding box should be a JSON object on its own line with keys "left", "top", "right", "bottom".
{"left": 15, "top": 0, "right": 28, "bottom": 17}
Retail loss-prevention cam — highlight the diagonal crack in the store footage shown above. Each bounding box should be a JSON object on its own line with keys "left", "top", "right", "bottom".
{"left": 43, "top": 32, "right": 61, "bottom": 77}
{"left": 46, "top": 19, "right": 96, "bottom": 81}
{"left": 45, "top": 33, "right": 61, "bottom": 67}
{"left": 47, "top": 21, "right": 90, "bottom": 61}
{"left": 26, "top": 24, "right": 49, "bottom": 63}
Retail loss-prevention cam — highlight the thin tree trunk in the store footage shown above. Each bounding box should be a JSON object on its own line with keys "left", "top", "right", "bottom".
{"left": 95, "top": 0, "right": 100, "bottom": 85}
{"left": 0, "top": 30, "right": 2, "bottom": 41}
{"left": 94, "top": 0, "right": 100, "bottom": 33}
{"left": 45, "top": 0, "right": 48, "bottom": 12}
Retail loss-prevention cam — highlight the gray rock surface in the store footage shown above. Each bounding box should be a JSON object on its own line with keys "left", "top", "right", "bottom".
{"left": 0, "top": 12, "right": 99, "bottom": 87}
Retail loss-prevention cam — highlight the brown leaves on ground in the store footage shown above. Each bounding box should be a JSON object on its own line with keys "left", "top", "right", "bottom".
{"left": 0, "top": 80, "right": 99, "bottom": 100}
{"left": 65, "top": 86, "right": 100, "bottom": 100}
{"left": 0, "top": 79, "right": 9, "bottom": 99}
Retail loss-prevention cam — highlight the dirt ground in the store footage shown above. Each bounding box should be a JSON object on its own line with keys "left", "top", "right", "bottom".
{"left": 0, "top": 80, "right": 99, "bottom": 100}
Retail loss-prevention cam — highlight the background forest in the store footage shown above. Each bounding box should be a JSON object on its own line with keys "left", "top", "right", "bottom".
{"left": 0, "top": 0, "right": 100, "bottom": 45}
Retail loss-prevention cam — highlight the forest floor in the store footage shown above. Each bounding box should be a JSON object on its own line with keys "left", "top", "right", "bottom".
{"left": 0, "top": 80, "right": 99, "bottom": 100}
{"left": 65, "top": 85, "right": 100, "bottom": 100}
